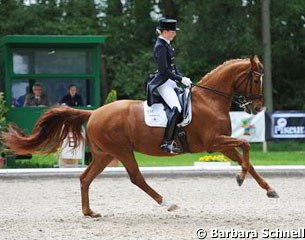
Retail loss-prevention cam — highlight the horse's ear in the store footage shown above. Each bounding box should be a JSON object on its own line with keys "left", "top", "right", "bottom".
{"left": 250, "top": 54, "right": 258, "bottom": 68}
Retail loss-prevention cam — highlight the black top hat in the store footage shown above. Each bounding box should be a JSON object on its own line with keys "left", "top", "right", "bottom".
{"left": 157, "top": 18, "right": 180, "bottom": 31}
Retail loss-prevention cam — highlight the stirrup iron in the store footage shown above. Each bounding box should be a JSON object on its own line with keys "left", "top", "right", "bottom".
{"left": 161, "top": 141, "right": 182, "bottom": 154}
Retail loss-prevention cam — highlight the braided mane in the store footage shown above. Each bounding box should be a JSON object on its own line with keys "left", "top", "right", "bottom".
{"left": 198, "top": 58, "right": 248, "bottom": 84}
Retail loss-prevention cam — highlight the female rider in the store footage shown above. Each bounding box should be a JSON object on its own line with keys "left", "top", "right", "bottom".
{"left": 147, "top": 18, "right": 192, "bottom": 154}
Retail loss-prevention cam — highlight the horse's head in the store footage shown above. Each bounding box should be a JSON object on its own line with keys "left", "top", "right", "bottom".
{"left": 234, "top": 55, "right": 264, "bottom": 115}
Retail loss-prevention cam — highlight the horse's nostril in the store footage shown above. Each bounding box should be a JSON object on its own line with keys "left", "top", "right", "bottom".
{"left": 255, "top": 106, "right": 262, "bottom": 112}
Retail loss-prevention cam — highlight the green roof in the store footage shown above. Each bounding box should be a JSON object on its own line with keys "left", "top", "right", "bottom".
{"left": 0, "top": 35, "right": 106, "bottom": 46}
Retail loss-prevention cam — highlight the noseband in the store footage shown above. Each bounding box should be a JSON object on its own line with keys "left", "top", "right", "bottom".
{"left": 192, "top": 67, "right": 264, "bottom": 110}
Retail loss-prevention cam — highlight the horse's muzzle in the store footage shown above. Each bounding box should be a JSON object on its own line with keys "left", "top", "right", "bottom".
{"left": 254, "top": 106, "right": 262, "bottom": 113}
{"left": 245, "top": 104, "right": 262, "bottom": 115}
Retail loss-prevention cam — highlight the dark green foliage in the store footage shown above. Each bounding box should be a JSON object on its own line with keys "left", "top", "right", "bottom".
{"left": 176, "top": 0, "right": 261, "bottom": 80}
{"left": 270, "top": 0, "right": 305, "bottom": 110}
{"left": 0, "top": 0, "right": 100, "bottom": 36}
{"left": 111, "top": 50, "right": 155, "bottom": 99}
{"left": 0, "top": 0, "right": 304, "bottom": 109}
{"left": 62, "top": 0, "right": 100, "bottom": 34}
{"left": 104, "top": 89, "right": 117, "bottom": 104}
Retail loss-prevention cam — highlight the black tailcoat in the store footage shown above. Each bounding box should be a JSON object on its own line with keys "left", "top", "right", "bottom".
{"left": 59, "top": 94, "right": 83, "bottom": 107}
{"left": 147, "top": 38, "right": 183, "bottom": 106}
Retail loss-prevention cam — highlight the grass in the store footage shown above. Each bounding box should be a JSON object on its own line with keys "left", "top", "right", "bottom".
{"left": 249, "top": 151, "right": 305, "bottom": 165}
{"left": 135, "top": 152, "right": 305, "bottom": 167}
{"left": 135, "top": 141, "right": 305, "bottom": 166}
{"left": 6, "top": 153, "right": 58, "bottom": 168}
{"left": 4, "top": 141, "right": 305, "bottom": 168}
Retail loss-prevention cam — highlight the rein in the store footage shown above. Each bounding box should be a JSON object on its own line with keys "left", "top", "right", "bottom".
{"left": 191, "top": 84, "right": 231, "bottom": 99}
{"left": 191, "top": 83, "right": 247, "bottom": 108}
{"left": 191, "top": 68, "right": 264, "bottom": 109}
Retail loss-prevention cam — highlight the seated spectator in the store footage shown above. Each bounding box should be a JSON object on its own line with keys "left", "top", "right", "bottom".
{"left": 15, "top": 86, "right": 30, "bottom": 107}
{"left": 59, "top": 84, "right": 83, "bottom": 107}
{"left": 24, "top": 83, "right": 51, "bottom": 107}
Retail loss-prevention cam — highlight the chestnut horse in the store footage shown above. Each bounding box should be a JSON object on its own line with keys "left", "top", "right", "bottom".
{"left": 2, "top": 55, "right": 279, "bottom": 218}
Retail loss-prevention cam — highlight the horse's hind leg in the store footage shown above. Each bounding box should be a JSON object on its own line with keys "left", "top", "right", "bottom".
{"left": 222, "top": 149, "right": 279, "bottom": 198}
{"left": 80, "top": 150, "right": 114, "bottom": 218}
{"left": 115, "top": 150, "right": 178, "bottom": 211}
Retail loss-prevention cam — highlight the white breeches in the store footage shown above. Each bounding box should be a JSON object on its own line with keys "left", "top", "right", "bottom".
{"left": 157, "top": 79, "right": 182, "bottom": 113}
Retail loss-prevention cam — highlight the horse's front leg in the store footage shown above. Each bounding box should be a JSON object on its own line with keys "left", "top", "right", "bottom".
{"left": 221, "top": 148, "right": 279, "bottom": 198}
{"left": 208, "top": 135, "right": 251, "bottom": 186}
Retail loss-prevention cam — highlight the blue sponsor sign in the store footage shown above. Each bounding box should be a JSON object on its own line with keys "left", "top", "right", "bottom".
{"left": 271, "top": 112, "right": 305, "bottom": 138}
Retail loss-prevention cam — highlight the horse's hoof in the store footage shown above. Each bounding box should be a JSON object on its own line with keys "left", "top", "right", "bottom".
{"left": 267, "top": 190, "right": 279, "bottom": 198}
{"left": 91, "top": 212, "right": 102, "bottom": 218}
{"left": 236, "top": 174, "right": 244, "bottom": 186}
{"left": 84, "top": 211, "right": 102, "bottom": 218}
{"left": 168, "top": 204, "right": 179, "bottom": 212}
{"left": 160, "top": 197, "right": 179, "bottom": 211}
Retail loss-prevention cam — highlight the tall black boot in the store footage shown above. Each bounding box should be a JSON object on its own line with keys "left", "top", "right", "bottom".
{"left": 160, "top": 107, "right": 182, "bottom": 154}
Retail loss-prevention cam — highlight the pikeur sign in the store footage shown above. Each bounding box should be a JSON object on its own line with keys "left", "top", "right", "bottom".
{"left": 272, "top": 112, "right": 305, "bottom": 138}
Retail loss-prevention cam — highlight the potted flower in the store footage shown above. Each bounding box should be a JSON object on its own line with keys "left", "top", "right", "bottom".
{"left": 0, "top": 92, "right": 8, "bottom": 168}
{"left": 194, "top": 154, "right": 231, "bottom": 166}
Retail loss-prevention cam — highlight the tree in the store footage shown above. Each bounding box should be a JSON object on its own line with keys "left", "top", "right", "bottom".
{"left": 0, "top": 0, "right": 304, "bottom": 109}
{"left": 0, "top": 0, "right": 25, "bottom": 36}
{"left": 175, "top": 0, "right": 261, "bottom": 81}
{"left": 270, "top": 0, "right": 305, "bottom": 110}
{"left": 158, "top": 0, "right": 179, "bottom": 19}
{"left": 61, "top": 0, "right": 100, "bottom": 34}
{"left": 134, "top": 0, "right": 155, "bottom": 47}
{"left": 101, "top": 0, "right": 155, "bottom": 99}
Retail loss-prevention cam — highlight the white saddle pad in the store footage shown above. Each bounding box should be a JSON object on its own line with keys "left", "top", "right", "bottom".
{"left": 144, "top": 101, "right": 167, "bottom": 127}
{"left": 144, "top": 100, "right": 192, "bottom": 128}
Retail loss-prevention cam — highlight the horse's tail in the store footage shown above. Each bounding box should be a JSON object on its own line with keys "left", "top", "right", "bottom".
{"left": 1, "top": 106, "right": 93, "bottom": 155}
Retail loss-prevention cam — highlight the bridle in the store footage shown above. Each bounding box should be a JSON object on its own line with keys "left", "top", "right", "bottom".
{"left": 234, "top": 68, "right": 264, "bottom": 107}
{"left": 192, "top": 67, "right": 264, "bottom": 110}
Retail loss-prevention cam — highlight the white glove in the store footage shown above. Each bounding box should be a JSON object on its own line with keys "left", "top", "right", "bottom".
{"left": 181, "top": 77, "right": 192, "bottom": 87}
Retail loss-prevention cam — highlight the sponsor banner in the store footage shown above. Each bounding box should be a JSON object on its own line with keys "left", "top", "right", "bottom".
{"left": 271, "top": 112, "right": 305, "bottom": 139}
{"left": 229, "top": 110, "right": 265, "bottom": 142}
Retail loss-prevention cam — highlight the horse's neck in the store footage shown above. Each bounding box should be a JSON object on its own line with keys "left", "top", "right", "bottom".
{"left": 191, "top": 87, "right": 232, "bottom": 116}
{"left": 191, "top": 61, "right": 248, "bottom": 115}
{"left": 192, "top": 71, "right": 233, "bottom": 112}
{"left": 201, "top": 60, "right": 249, "bottom": 91}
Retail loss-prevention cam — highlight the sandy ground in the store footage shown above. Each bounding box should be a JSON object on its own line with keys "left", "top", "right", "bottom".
{"left": 0, "top": 175, "right": 305, "bottom": 240}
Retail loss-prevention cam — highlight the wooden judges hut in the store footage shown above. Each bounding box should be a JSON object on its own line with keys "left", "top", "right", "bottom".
{"left": 0, "top": 35, "right": 106, "bottom": 133}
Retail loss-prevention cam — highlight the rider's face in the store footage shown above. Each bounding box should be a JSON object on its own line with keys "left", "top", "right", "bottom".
{"left": 163, "top": 30, "right": 176, "bottom": 41}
